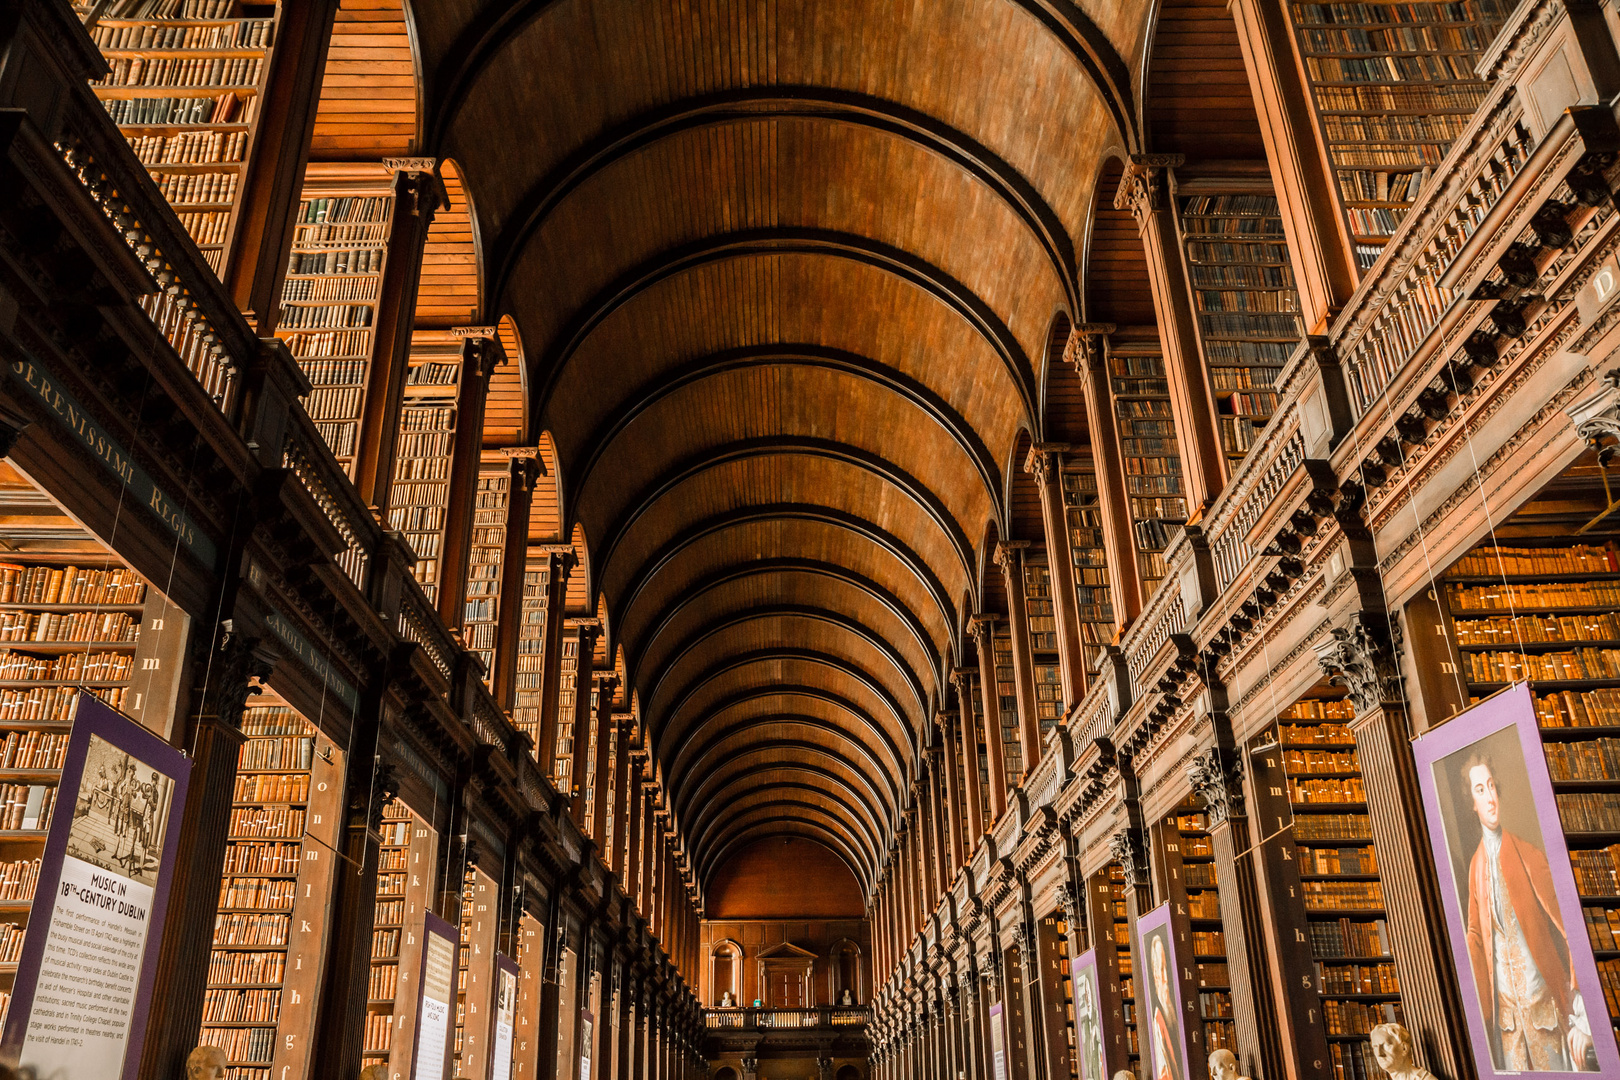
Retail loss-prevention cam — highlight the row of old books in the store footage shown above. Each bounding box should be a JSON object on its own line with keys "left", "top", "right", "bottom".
{"left": 217, "top": 877, "right": 296, "bottom": 910}
{"left": 201, "top": 987, "right": 281, "bottom": 1024}
{"left": 1297, "top": 844, "right": 1379, "bottom": 875}
{"left": 1452, "top": 543, "right": 1620, "bottom": 577}
{"left": 1455, "top": 613, "right": 1620, "bottom": 646}
{"left": 0, "top": 786, "right": 54, "bottom": 832}
{"left": 1558, "top": 792, "right": 1620, "bottom": 832}
{"left": 219, "top": 842, "right": 301, "bottom": 876}
{"left": 212, "top": 911, "right": 291, "bottom": 947}
{"left": 1465, "top": 648, "right": 1620, "bottom": 683}
{"left": 1569, "top": 846, "right": 1620, "bottom": 896}
{"left": 0, "top": 859, "right": 40, "bottom": 903}
{"left": 1315, "top": 961, "right": 1399, "bottom": 994}
{"left": 97, "top": 57, "right": 263, "bottom": 88}
{"left": 1284, "top": 748, "right": 1361, "bottom": 773}
{"left": 1309, "top": 917, "right": 1390, "bottom": 959}
{"left": 1301, "top": 880, "right": 1385, "bottom": 911}
{"left": 126, "top": 130, "right": 248, "bottom": 167}
{"left": 1450, "top": 581, "right": 1620, "bottom": 610}
{"left": 208, "top": 950, "right": 285, "bottom": 986}
{"left": 1582, "top": 904, "right": 1620, "bottom": 950}
{"left": 101, "top": 92, "right": 258, "bottom": 127}
{"left": 1546, "top": 740, "right": 1620, "bottom": 782}
{"left": 0, "top": 565, "right": 145, "bottom": 606}
{"left": 0, "top": 731, "right": 69, "bottom": 771}
{"left": 232, "top": 773, "right": 309, "bottom": 803}
{"left": 1290, "top": 776, "right": 1368, "bottom": 803}
{"left": 88, "top": 19, "right": 274, "bottom": 51}
{"left": 237, "top": 736, "right": 315, "bottom": 771}
{"left": 0, "top": 611, "right": 137, "bottom": 646}
{"left": 0, "top": 684, "right": 109, "bottom": 722}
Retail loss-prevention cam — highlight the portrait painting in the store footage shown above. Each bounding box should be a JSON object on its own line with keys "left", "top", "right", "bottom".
{"left": 1071, "top": 948, "right": 1111, "bottom": 1080}
{"left": 1137, "top": 903, "right": 1187, "bottom": 1080}
{"left": 1413, "top": 682, "right": 1619, "bottom": 1077}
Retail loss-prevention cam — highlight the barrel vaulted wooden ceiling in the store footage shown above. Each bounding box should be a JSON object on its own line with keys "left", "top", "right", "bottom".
{"left": 370, "top": 0, "right": 1213, "bottom": 901}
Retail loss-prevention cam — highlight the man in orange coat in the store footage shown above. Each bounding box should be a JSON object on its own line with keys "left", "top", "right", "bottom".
{"left": 1463, "top": 753, "right": 1595, "bottom": 1071}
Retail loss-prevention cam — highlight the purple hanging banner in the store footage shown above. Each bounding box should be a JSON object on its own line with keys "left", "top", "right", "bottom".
{"left": 0, "top": 691, "right": 190, "bottom": 1080}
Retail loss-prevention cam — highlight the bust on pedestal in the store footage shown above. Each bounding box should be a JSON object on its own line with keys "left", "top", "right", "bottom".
{"left": 1370, "top": 1024, "right": 1439, "bottom": 1080}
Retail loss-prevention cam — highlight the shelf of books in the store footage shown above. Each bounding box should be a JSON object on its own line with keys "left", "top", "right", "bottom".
{"left": 511, "top": 556, "right": 550, "bottom": 756}
{"left": 1284, "top": 0, "right": 1511, "bottom": 272}
{"left": 1439, "top": 536, "right": 1620, "bottom": 1041}
{"left": 992, "top": 627, "right": 1024, "bottom": 787}
{"left": 1251, "top": 692, "right": 1400, "bottom": 1080}
{"left": 1161, "top": 800, "right": 1235, "bottom": 1053}
{"left": 550, "top": 628, "right": 581, "bottom": 795}
{"left": 1177, "top": 194, "right": 1300, "bottom": 463}
{"left": 1023, "top": 558, "right": 1063, "bottom": 735}
{"left": 1061, "top": 457, "right": 1114, "bottom": 681}
{"left": 276, "top": 167, "right": 395, "bottom": 474}
{"left": 1041, "top": 909, "right": 1078, "bottom": 1078}
{"left": 1109, "top": 340, "right": 1187, "bottom": 595}
{"left": 363, "top": 797, "right": 438, "bottom": 1077}
{"left": 388, "top": 333, "right": 463, "bottom": 604}
{"left": 83, "top": 1, "right": 279, "bottom": 276}
{"left": 1109, "top": 862, "right": 1140, "bottom": 1066}
{"left": 579, "top": 680, "right": 601, "bottom": 838}
{"left": 0, "top": 458, "right": 192, "bottom": 1026}
{"left": 963, "top": 670, "right": 994, "bottom": 829}
{"left": 465, "top": 459, "right": 510, "bottom": 686}
{"left": 203, "top": 687, "right": 342, "bottom": 1080}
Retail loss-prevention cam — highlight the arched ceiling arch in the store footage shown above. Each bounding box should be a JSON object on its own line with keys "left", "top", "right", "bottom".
{"left": 399, "top": 0, "right": 1168, "bottom": 901}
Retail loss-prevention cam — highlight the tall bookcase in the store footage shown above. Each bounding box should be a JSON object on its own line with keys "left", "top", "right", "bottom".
{"left": 966, "top": 671, "right": 993, "bottom": 827}
{"left": 203, "top": 690, "right": 342, "bottom": 1080}
{"left": 453, "top": 865, "right": 497, "bottom": 1079}
{"left": 1251, "top": 693, "right": 1401, "bottom": 1080}
{"left": 1440, "top": 537, "right": 1620, "bottom": 1042}
{"left": 1109, "top": 341, "right": 1187, "bottom": 595}
{"left": 465, "top": 459, "right": 510, "bottom": 686}
{"left": 551, "top": 629, "right": 581, "bottom": 795}
{"left": 511, "top": 557, "right": 550, "bottom": 755}
{"left": 83, "top": 1, "right": 279, "bottom": 276}
{"left": 1177, "top": 194, "right": 1301, "bottom": 463}
{"left": 1163, "top": 801, "right": 1235, "bottom": 1053}
{"left": 1062, "top": 458, "right": 1114, "bottom": 681}
{"left": 363, "top": 798, "right": 438, "bottom": 1077}
{"left": 1108, "top": 863, "right": 1141, "bottom": 1066}
{"left": 1285, "top": 0, "right": 1512, "bottom": 271}
{"left": 388, "top": 333, "right": 463, "bottom": 604}
{"left": 1023, "top": 558, "right": 1063, "bottom": 734}
{"left": 276, "top": 166, "right": 395, "bottom": 475}
{"left": 992, "top": 628, "right": 1023, "bottom": 786}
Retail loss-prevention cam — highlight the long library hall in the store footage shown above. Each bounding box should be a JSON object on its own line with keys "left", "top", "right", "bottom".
{"left": 6, "top": 1, "right": 1620, "bottom": 1079}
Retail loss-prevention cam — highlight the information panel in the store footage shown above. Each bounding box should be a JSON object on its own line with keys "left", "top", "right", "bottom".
{"left": 491, "top": 954, "right": 518, "bottom": 1080}
{"left": 0, "top": 692, "right": 190, "bottom": 1080}
{"left": 412, "top": 911, "right": 459, "bottom": 1080}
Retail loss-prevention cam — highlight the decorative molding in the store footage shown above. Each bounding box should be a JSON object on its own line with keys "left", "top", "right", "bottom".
{"left": 1187, "top": 748, "right": 1244, "bottom": 827}
{"left": 1108, "top": 828, "right": 1147, "bottom": 886}
{"left": 1313, "top": 612, "right": 1404, "bottom": 714}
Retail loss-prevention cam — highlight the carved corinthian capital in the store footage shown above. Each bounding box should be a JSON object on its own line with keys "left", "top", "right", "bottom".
{"left": 1313, "top": 611, "right": 1404, "bottom": 715}
{"left": 1108, "top": 828, "right": 1148, "bottom": 887}
{"left": 1568, "top": 370, "right": 1620, "bottom": 460}
{"left": 1187, "top": 747, "right": 1244, "bottom": 827}
{"left": 1113, "top": 155, "right": 1185, "bottom": 223}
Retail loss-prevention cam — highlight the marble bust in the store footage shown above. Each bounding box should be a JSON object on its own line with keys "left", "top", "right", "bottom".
{"left": 1369, "top": 1023, "right": 1438, "bottom": 1080}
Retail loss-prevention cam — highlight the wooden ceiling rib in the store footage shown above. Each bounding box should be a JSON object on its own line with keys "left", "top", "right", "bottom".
{"left": 401, "top": 0, "right": 1168, "bottom": 892}
{"left": 309, "top": 0, "right": 419, "bottom": 160}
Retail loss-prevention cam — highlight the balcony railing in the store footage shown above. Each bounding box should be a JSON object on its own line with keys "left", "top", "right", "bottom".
{"left": 704, "top": 1007, "right": 869, "bottom": 1030}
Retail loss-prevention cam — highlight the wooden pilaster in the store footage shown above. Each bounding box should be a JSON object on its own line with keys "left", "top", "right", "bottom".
{"left": 968, "top": 624, "right": 1010, "bottom": 822}
{"left": 1027, "top": 442, "right": 1090, "bottom": 703}
{"left": 534, "top": 547, "right": 575, "bottom": 777}
{"left": 953, "top": 670, "right": 987, "bottom": 841}
{"left": 938, "top": 711, "right": 967, "bottom": 873}
{"left": 995, "top": 541, "right": 1045, "bottom": 774}
{"left": 493, "top": 453, "right": 542, "bottom": 712}
{"left": 438, "top": 332, "right": 500, "bottom": 628}
{"left": 587, "top": 672, "right": 620, "bottom": 841}
{"left": 1070, "top": 327, "right": 1145, "bottom": 626}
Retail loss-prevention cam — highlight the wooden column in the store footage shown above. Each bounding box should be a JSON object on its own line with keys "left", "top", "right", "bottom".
{"left": 493, "top": 453, "right": 542, "bottom": 712}
{"left": 1190, "top": 745, "right": 1289, "bottom": 1080}
{"left": 1115, "top": 157, "right": 1227, "bottom": 517}
{"left": 607, "top": 712, "right": 633, "bottom": 875}
{"left": 953, "top": 670, "right": 987, "bottom": 842}
{"left": 995, "top": 541, "right": 1044, "bottom": 774}
{"left": 968, "top": 619, "right": 1009, "bottom": 821}
{"left": 1317, "top": 615, "right": 1472, "bottom": 1080}
{"left": 563, "top": 620, "right": 602, "bottom": 820}
{"left": 1082, "top": 865, "right": 1132, "bottom": 1073}
{"left": 919, "top": 763, "right": 942, "bottom": 904}
{"left": 641, "top": 794, "right": 658, "bottom": 917}
{"left": 1013, "top": 914, "right": 1048, "bottom": 1080}
{"left": 138, "top": 628, "right": 271, "bottom": 1080}
{"left": 938, "top": 712, "right": 967, "bottom": 873}
{"left": 221, "top": 0, "right": 339, "bottom": 334}
{"left": 534, "top": 548, "right": 575, "bottom": 777}
{"left": 438, "top": 332, "right": 500, "bottom": 627}
{"left": 307, "top": 704, "right": 398, "bottom": 1079}
{"left": 625, "top": 769, "right": 645, "bottom": 903}
{"left": 1070, "top": 327, "right": 1145, "bottom": 626}
{"left": 1027, "top": 442, "right": 1089, "bottom": 703}
{"left": 353, "top": 164, "right": 442, "bottom": 513}
{"left": 1034, "top": 914, "right": 1072, "bottom": 1080}
{"left": 1227, "top": 0, "right": 1359, "bottom": 331}
{"left": 588, "top": 674, "right": 621, "bottom": 842}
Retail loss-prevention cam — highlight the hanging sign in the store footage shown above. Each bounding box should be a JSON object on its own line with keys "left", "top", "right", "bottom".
{"left": 490, "top": 954, "right": 518, "bottom": 1080}
{"left": 989, "top": 1001, "right": 1008, "bottom": 1080}
{"left": 0, "top": 691, "right": 190, "bottom": 1080}
{"left": 412, "top": 911, "right": 459, "bottom": 1080}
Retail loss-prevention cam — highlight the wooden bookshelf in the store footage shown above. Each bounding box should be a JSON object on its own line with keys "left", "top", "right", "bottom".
{"left": 83, "top": 1, "right": 280, "bottom": 277}
{"left": 454, "top": 865, "right": 498, "bottom": 1079}
{"left": 276, "top": 166, "right": 395, "bottom": 475}
{"left": 966, "top": 670, "right": 993, "bottom": 827}
{"left": 1109, "top": 342, "right": 1187, "bottom": 594}
{"left": 550, "top": 628, "right": 580, "bottom": 795}
{"left": 1440, "top": 537, "right": 1620, "bottom": 1042}
{"left": 1023, "top": 558, "right": 1063, "bottom": 734}
{"left": 202, "top": 690, "right": 342, "bottom": 1080}
{"left": 1251, "top": 693, "right": 1401, "bottom": 1080}
{"left": 362, "top": 798, "right": 438, "bottom": 1075}
{"left": 388, "top": 332, "right": 463, "bottom": 605}
{"left": 1042, "top": 910, "right": 1078, "bottom": 1078}
{"left": 1161, "top": 800, "right": 1236, "bottom": 1053}
{"left": 1284, "top": 0, "right": 1512, "bottom": 271}
{"left": 1177, "top": 193, "right": 1301, "bottom": 463}
{"left": 1061, "top": 458, "right": 1114, "bottom": 681}
{"left": 511, "top": 557, "right": 550, "bottom": 756}
{"left": 1108, "top": 863, "right": 1141, "bottom": 1066}
{"left": 992, "top": 628, "right": 1023, "bottom": 786}
{"left": 465, "top": 459, "right": 510, "bottom": 687}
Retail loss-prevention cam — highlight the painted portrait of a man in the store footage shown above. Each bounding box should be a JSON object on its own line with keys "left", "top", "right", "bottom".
{"left": 1460, "top": 751, "right": 1594, "bottom": 1071}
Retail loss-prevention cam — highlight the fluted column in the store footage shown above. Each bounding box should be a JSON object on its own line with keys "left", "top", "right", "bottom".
{"left": 588, "top": 673, "right": 621, "bottom": 842}
{"left": 1069, "top": 327, "right": 1145, "bottom": 625}
{"left": 995, "top": 541, "right": 1044, "bottom": 774}
{"left": 1026, "top": 442, "right": 1089, "bottom": 704}
{"left": 493, "top": 453, "right": 542, "bottom": 711}
{"left": 938, "top": 711, "right": 967, "bottom": 874}
{"left": 952, "top": 671, "right": 987, "bottom": 844}
{"left": 1115, "top": 156, "right": 1227, "bottom": 516}
{"left": 534, "top": 547, "right": 576, "bottom": 775}
{"left": 968, "top": 618, "right": 1009, "bottom": 820}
